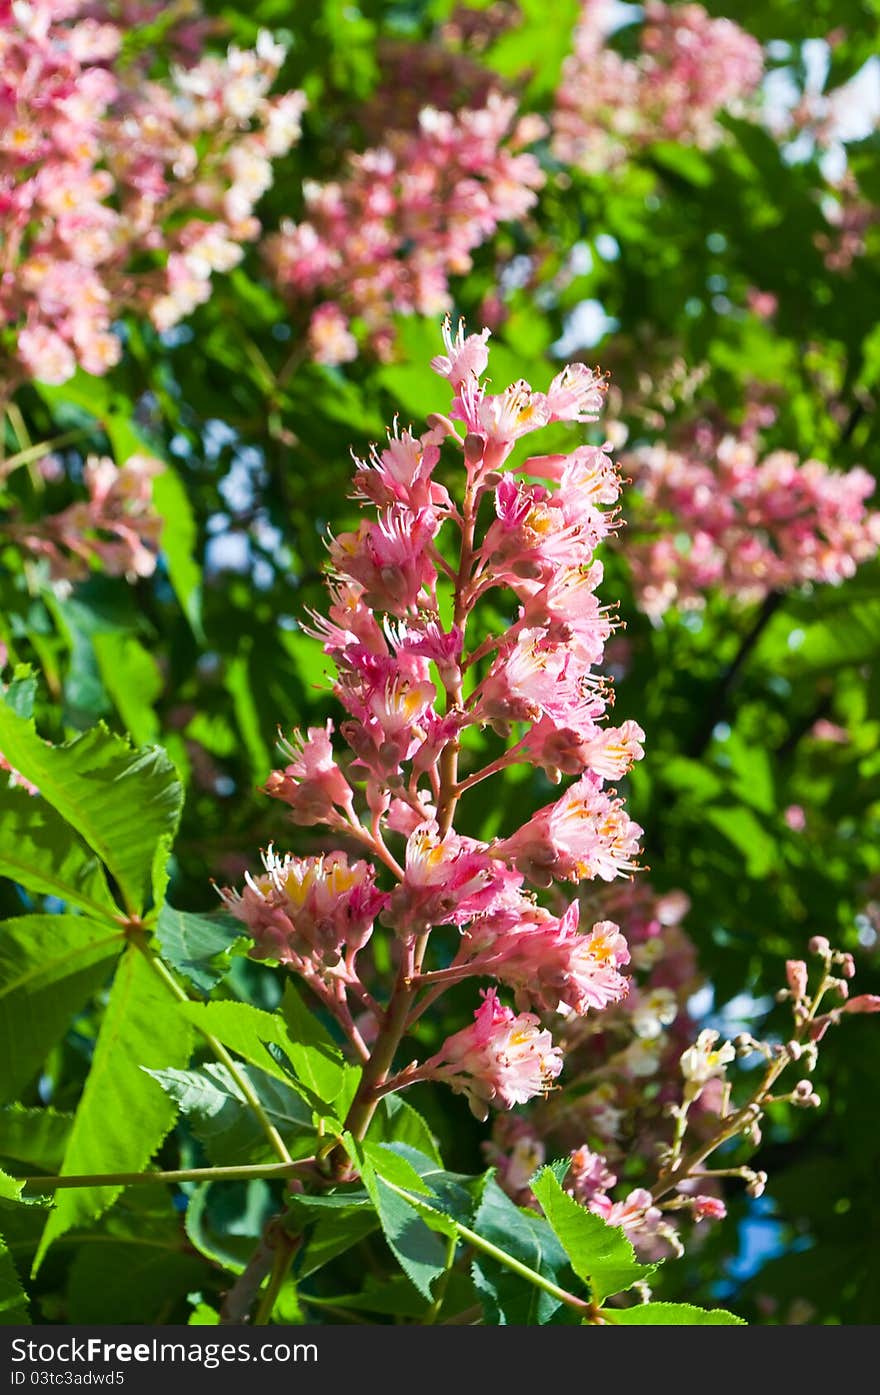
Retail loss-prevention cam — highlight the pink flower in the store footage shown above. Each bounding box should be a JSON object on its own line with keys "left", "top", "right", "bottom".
{"left": 3, "top": 14, "right": 303, "bottom": 384}
{"left": 263, "top": 721, "right": 355, "bottom": 825}
{"left": 329, "top": 507, "right": 440, "bottom": 615}
{"left": 431, "top": 319, "right": 491, "bottom": 387}
{"left": 566, "top": 1146, "right": 617, "bottom": 1204}
{"left": 387, "top": 824, "right": 522, "bottom": 934}
{"left": 589, "top": 1186, "right": 682, "bottom": 1261}
{"left": 13, "top": 453, "right": 163, "bottom": 582}
{"left": 465, "top": 902, "right": 630, "bottom": 1016}
{"left": 785, "top": 959, "right": 808, "bottom": 1000}
{"left": 308, "top": 303, "right": 358, "bottom": 366}
{"left": 691, "top": 1194, "right": 727, "bottom": 1222}
{"left": 266, "top": 96, "right": 543, "bottom": 363}
{"left": 553, "top": 0, "right": 762, "bottom": 173}
{"left": 495, "top": 774, "right": 643, "bottom": 886}
{"left": 353, "top": 423, "right": 448, "bottom": 513}
{"left": 843, "top": 995, "right": 880, "bottom": 1014}
{"left": 220, "top": 848, "right": 387, "bottom": 970}
{"left": 626, "top": 430, "right": 880, "bottom": 616}
{"left": 424, "top": 988, "right": 563, "bottom": 1120}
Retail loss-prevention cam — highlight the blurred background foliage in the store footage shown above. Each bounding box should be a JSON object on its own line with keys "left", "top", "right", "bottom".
{"left": 1, "top": 0, "right": 878, "bottom": 1324}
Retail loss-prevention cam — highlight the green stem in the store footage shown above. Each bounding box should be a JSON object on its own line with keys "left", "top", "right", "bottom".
{"left": 19, "top": 1160, "right": 313, "bottom": 1192}
{"left": 134, "top": 937, "right": 294, "bottom": 1165}
{"left": 253, "top": 1237, "right": 298, "bottom": 1326}
{"left": 423, "top": 1233, "right": 457, "bottom": 1324}
{"left": 382, "top": 1177, "right": 591, "bottom": 1317}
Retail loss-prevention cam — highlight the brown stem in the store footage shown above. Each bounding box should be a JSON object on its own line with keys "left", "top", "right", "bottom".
{"left": 339, "top": 939, "right": 421, "bottom": 1148}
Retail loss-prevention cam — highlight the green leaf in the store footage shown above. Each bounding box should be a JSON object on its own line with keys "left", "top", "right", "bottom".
{"left": 279, "top": 983, "right": 360, "bottom": 1109}
{"left": 470, "top": 1177, "right": 575, "bottom": 1325}
{"left": 359, "top": 1152, "right": 449, "bottom": 1301}
{"left": 0, "top": 1107, "right": 72, "bottom": 1174}
{"left": 365, "top": 1095, "right": 442, "bottom": 1166}
{"left": 0, "top": 915, "right": 122, "bottom": 1103}
{"left": 0, "top": 1233, "right": 28, "bottom": 1324}
{"left": 0, "top": 1170, "right": 24, "bottom": 1203}
{"left": 155, "top": 906, "right": 243, "bottom": 995}
{"left": 531, "top": 1168, "right": 655, "bottom": 1303}
{"left": 225, "top": 652, "right": 271, "bottom": 783}
{"left": 362, "top": 1142, "right": 432, "bottom": 1197}
{"left": 0, "top": 702, "right": 183, "bottom": 917}
{"left": 152, "top": 466, "right": 204, "bottom": 640}
{"left": 177, "top": 996, "right": 358, "bottom": 1114}
{"left": 185, "top": 1178, "right": 278, "bottom": 1275}
{"left": 706, "top": 805, "right": 777, "bottom": 879}
{"left": 67, "top": 1192, "right": 205, "bottom": 1323}
{"left": 34, "top": 945, "right": 194, "bottom": 1269}
{"left": 296, "top": 1206, "right": 379, "bottom": 1280}
{"left": 0, "top": 783, "right": 118, "bottom": 918}
{"left": 146, "top": 1062, "right": 313, "bottom": 1164}
{"left": 92, "top": 633, "right": 162, "bottom": 746}
{"left": 607, "top": 1301, "right": 745, "bottom": 1325}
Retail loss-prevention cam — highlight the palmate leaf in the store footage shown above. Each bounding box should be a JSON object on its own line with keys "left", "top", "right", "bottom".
{"left": 177, "top": 996, "right": 360, "bottom": 1122}
{"left": 356, "top": 1143, "right": 477, "bottom": 1304}
{"left": 0, "top": 699, "right": 183, "bottom": 917}
{"left": 0, "top": 784, "right": 118, "bottom": 919}
{"left": 530, "top": 1168, "right": 655, "bottom": 1303}
{"left": 177, "top": 999, "right": 304, "bottom": 1086}
{"left": 296, "top": 1206, "right": 379, "bottom": 1280}
{"left": 34, "top": 945, "right": 194, "bottom": 1270}
{"left": 0, "top": 915, "right": 123, "bottom": 1104}
{"left": 605, "top": 1302, "right": 745, "bottom": 1325}
{"left": 279, "top": 983, "right": 360, "bottom": 1109}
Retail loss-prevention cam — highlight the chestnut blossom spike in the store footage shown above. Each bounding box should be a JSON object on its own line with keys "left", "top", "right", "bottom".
{"left": 495, "top": 775, "right": 643, "bottom": 886}
{"left": 10, "top": 453, "right": 164, "bottom": 582}
{"left": 1, "top": 5, "right": 304, "bottom": 384}
{"left": 220, "top": 323, "right": 645, "bottom": 1136}
{"left": 553, "top": 0, "right": 763, "bottom": 174}
{"left": 625, "top": 431, "right": 880, "bottom": 617}
{"left": 266, "top": 96, "right": 543, "bottom": 364}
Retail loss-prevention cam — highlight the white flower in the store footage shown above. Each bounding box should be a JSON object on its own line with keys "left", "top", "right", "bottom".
{"left": 680, "top": 1029, "right": 735, "bottom": 1084}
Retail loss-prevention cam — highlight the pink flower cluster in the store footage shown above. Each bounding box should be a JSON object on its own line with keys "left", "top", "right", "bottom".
{"left": 1, "top": 2, "right": 304, "bottom": 385}
{"left": 264, "top": 97, "right": 544, "bottom": 364}
{"left": 553, "top": 0, "right": 763, "bottom": 173}
{"left": 6, "top": 452, "right": 164, "bottom": 581}
{"left": 221, "top": 324, "right": 645, "bottom": 1118}
{"left": 625, "top": 430, "right": 880, "bottom": 617}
